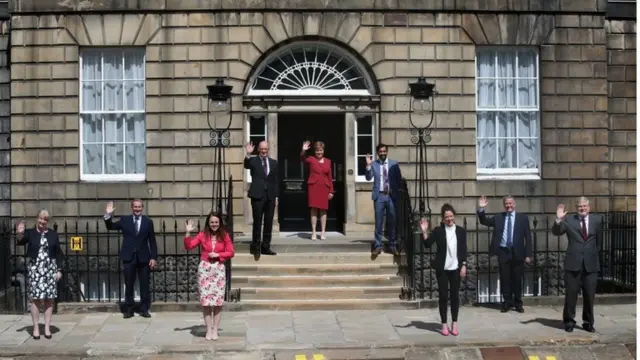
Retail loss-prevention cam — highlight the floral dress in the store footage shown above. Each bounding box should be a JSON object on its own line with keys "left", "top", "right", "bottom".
{"left": 197, "top": 235, "right": 227, "bottom": 306}
{"left": 28, "top": 232, "right": 58, "bottom": 300}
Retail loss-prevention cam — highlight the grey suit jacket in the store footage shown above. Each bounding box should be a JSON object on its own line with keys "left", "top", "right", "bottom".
{"left": 551, "top": 213, "right": 603, "bottom": 273}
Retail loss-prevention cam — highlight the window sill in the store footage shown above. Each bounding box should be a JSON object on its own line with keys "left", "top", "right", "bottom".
{"left": 476, "top": 174, "right": 541, "bottom": 181}
{"left": 80, "top": 174, "right": 146, "bottom": 183}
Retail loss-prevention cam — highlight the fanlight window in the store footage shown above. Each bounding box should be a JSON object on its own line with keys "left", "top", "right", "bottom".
{"left": 248, "top": 42, "right": 374, "bottom": 96}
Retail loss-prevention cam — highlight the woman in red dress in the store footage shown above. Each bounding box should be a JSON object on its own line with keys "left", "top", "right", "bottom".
{"left": 300, "top": 141, "right": 334, "bottom": 240}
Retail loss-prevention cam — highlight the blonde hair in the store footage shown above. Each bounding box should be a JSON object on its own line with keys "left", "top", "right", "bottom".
{"left": 314, "top": 141, "right": 325, "bottom": 150}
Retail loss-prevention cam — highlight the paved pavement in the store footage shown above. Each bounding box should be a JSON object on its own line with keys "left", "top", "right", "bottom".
{"left": 0, "top": 304, "right": 633, "bottom": 358}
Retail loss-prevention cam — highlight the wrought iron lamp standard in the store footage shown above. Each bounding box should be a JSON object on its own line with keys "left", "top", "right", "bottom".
{"left": 206, "top": 78, "right": 233, "bottom": 216}
{"left": 408, "top": 77, "right": 436, "bottom": 219}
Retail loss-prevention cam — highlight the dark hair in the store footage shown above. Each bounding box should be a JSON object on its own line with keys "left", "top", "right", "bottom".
{"left": 376, "top": 143, "right": 387, "bottom": 152}
{"left": 203, "top": 211, "right": 228, "bottom": 240}
{"left": 440, "top": 203, "right": 456, "bottom": 218}
{"left": 314, "top": 141, "right": 325, "bottom": 150}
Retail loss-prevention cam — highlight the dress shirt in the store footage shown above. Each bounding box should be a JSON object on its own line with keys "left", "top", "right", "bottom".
{"left": 501, "top": 211, "right": 515, "bottom": 248}
{"left": 444, "top": 224, "right": 459, "bottom": 270}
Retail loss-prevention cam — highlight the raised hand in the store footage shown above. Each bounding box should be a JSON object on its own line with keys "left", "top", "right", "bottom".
{"left": 185, "top": 220, "right": 196, "bottom": 233}
{"left": 302, "top": 141, "right": 311, "bottom": 151}
{"left": 478, "top": 196, "right": 488, "bottom": 208}
{"left": 556, "top": 204, "right": 568, "bottom": 221}
{"left": 16, "top": 220, "right": 25, "bottom": 234}
{"left": 365, "top": 154, "right": 373, "bottom": 166}
{"left": 105, "top": 201, "right": 115, "bottom": 214}
{"left": 245, "top": 141, "right": 255, "bottom": 155}
{"left": 419, "top": 218, "right": 430, "bottom": 234}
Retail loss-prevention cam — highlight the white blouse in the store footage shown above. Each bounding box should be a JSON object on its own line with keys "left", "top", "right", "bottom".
{"left": 444, "top": 224, "right": 458, "bottom": 271}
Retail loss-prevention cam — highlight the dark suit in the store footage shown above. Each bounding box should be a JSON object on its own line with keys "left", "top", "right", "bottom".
{"left": 424, "top": 224, "right": 467, "bottom": 323}
{"left": 552, "top": 213, "right": 602, "bottom": 327}
{"left": 477, "top": 209, "right": 532, "bottom": 308}
{"left": 244, "top": 155, "right": 279, "bottom": 250}
{"left": 364, "top": 159, "right": 403, "bottom": 248}
{"left": 18, "top": 228, "right": 64, "bottom": 271}
{"left": 105, "top": 214, "right": 157, "bottom": 314}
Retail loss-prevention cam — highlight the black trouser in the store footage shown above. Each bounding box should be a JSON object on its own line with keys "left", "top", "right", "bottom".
{"left": 498, "top": 247, "right": 524, "bottom": 307}
{"left": 436, "top": 269, "right": 460, "bottom": 323}
{"left": 123, "top": 255, "right": 151, "bottom": 313}
{"left": 251, "top": 196, "right": 275, "bottom": 249}
{"left": 563, "top": 264, "right": 598, "bottom": 326}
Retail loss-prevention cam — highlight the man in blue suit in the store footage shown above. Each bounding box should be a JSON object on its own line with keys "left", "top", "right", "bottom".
{"left": 365, "top": 143, "right": 402, "bottom": 256}
{"left": 104, "top": 199, "right": 157, "bottom": 319}
{"left": 477, "top": 195, "right": 532, "bottom": 313}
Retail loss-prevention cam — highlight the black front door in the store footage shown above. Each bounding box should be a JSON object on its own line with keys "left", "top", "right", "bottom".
{"left": 277, "top": 113, "right": 345, "bottom": 232}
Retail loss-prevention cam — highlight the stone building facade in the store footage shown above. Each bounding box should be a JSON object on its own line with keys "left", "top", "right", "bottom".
{"left": 7, "top": 0, "right": 636, "bottom": 238}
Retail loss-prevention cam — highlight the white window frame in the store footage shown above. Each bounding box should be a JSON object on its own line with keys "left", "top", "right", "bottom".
{"left": 476, "top": 271, "right": 542, "bottom": 303}
{"left": 79, "top": 48, "right": 147, "bottom": 183}
{"left": 354, "top": 114, "right": 376, "bottom": 183}
{"left": 245, "top": 114, "right": 268, "bottom": 183}
{"left": 80, "top": 273, "right": 140, "bottom": 302}
{"left": 475, "top": 47, "right": 541, "bottom": 181}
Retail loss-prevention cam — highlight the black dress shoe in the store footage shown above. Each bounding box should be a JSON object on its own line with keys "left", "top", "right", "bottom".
{"left": 372, "top": 247, "right": 382, "bottom": 256}
{"left": 261, "top": 248, "right": 277, "bottom": 255}
{"left": 514, "top": 306, "right": 525, "bottom": 313}
{"left": 140, "top": 312, "right": 151, "bottom": 318}
{"left": 249, "top": 244, "right": 257, "bottom": 255}
{"left": 389, "top": 247, "right": 400, "bottom": 256}
{"left": 500, "top": 303, "right": 510, "bottom": 313}
{"left": 123, "top": 311, "right": 134, "bottom": 319}
{"left": 32, "top": 335, "right": 40, "bottom": 340}
{"left": 565, "top": 324, "right": 574, "bottom": 332}
{"left": 582, "top": 323, "right": 595, "bottom": 333}
{"left": 44, "top": 334, "right": 52, "bottom": 339}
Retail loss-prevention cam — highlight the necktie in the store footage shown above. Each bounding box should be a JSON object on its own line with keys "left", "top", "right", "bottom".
{"left": 134, "top": 216, "right": 140, "bottom": 236}
{"left": 382, "top": 163, "right": 389, "bottom": 193}
{"left": 581, "top": 217, "right": 587, "bottom": 240}
{"left": 506, "top": 214, "right": 512, "bottom": 247}
{"left": 262, "top": 157, "right": 268, "bottom": 176}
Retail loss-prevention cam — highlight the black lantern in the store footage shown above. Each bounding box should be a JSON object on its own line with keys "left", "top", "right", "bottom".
{"left": 206, "top": 78, "right": 233, "bottom": 147}
{"left": 408, "top": 77, "right": 437, "bottom": 216}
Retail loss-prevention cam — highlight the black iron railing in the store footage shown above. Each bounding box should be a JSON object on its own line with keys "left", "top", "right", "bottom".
{"left": 1, "top": 177, "right": 236, "bottom": 313}
{"left": 397, "top": 178, "right": 636, "bottom": 304}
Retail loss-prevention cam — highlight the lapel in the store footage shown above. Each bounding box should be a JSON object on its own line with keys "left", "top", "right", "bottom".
{"left": 455, "top": 226, "right": 464, "bottom": 251}
{"left": 587, "top": 214, "right": 594, "bottom": 238}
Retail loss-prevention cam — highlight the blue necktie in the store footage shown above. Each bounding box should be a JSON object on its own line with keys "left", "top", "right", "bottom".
{"left": 506, "top": 214, "right": 512, "bottom": 247}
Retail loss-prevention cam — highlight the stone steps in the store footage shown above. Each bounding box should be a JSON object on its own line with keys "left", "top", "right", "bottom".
{"left": 231, "top": 263, "right": 399, "bottom": 276}
{"left": 233, "top": 298, "right": 418, "bottom": 310}
{"left": 233, "top": 252, "right": 402, "bottom": 265}
{"left": 239, "top": 285, "right": 401, "bottom": 300}
{"left": 232, "top": 274, "right": 404, "bottom": 287}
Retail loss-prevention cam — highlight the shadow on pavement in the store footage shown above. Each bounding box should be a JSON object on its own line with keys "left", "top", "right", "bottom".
{"left": 395, "top": 321, "right": 442, "bottom": 334}
{"left": 16, "top": 324, "right": 60, "bottom": 336}
{"left": 520, "top": 317, "right": 565, "bottom": 330}
{"left": 174, "top": 325, "right": 228, "bottom": 338}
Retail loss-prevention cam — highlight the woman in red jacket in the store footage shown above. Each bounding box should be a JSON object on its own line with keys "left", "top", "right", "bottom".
{"left": 184, "top": 212, "right": 235, "bottom": 341}
{"left": 300, "top": 141, "right": 334, "bottom": 240}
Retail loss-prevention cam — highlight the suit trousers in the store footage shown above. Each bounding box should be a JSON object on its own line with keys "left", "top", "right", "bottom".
{"left": 123, "top": 253, "right": 151, "bottom": 313}
{"left": 436, "top": 269, "right": 460, "bottom": 323}
{"left": 374, "top": 194, "right": 396, "bottom": 248}
{"left": 563, "top": 264, "right": 598, "bottom": 326}
{"left": 251, "top": 196, "right": 276, "bottom": 248}
{"left": 498, "top": 247, "right": 525, "bottom": 307}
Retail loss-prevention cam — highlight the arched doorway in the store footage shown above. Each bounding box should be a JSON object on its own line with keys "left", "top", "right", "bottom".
{"left": 243, "top": 40, "right": 379, "bottom": 234}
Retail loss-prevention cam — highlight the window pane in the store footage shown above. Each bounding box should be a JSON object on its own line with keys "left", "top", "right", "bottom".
{"left": 498, "top": 139, "right": 516, "bottom": 168}
{"left": 103, "top": 51, "right": 123, "bottom": 80}
{"left": 125, "top": 114, "right": 145, "bottom": 142}
{"left": 249, "top": 116, "right": 266, "bottom": 136}
{"left": 249, "top": 136, "right": 265, "bottom": 155}
{"left": 517, "top": 79, "right": 537, "bottom": 107}
{"left": 518, "top": 50, "right": 537, "bottom": 78}
{"left": 104, "top": 81, "right": 124, "bottom": 111}
{"left": 124, "top": 50, "right": 144, "bottom": 80}
{"left": 476, "top": 112, "right": 496, "bottom": 138}
{"left": 497, "top": 79, "right": 516, "bottom": 107}
{"left": 357, "top": 135, "right": 373, "bottom": 156}
{"left": 517, "top": 112, "right": 537, "bottom": 138}
{"left": 477, "top": 80, "right": 495, "bottom": 108}
{"left": 497, "top": 112, "right": 516, "bottom": 138}
{"left": 105, "top": 144, "right": 124, "bottom": 174}
{"left": 357, "top": 156, "right": 370, "bottom": 176}
{"left": 125, "top": 144, "right": 146, "bottom": 174}
{"left": 104, "top": 114, "right": 124, "bottom": 143}
{"left": 82, "top": 144, "right": 102, "bottom": 174}
{"left": 356, "top": 116, "right": 372, "bottom": 135}
{"left": 518, "top": 139, "right": 539, "bottom": 169}
{"left": 81, "top": 114, "right": 102, "bottom": 143}
{"left": 82, "top": 81, "right": 102, "bottom": 111}
{"left": 124, "top": 81, "right": 144, "bottom": 111}
{"left": 477, "top": 139, "right": 496, "bottom": 169}
{"left": 476, "top": 50, "right": 495, "bottom": 77}
{"left": 81, "top": 51, "right": 102, "bottom": 81}
{"left": 497, "top": 52, "right": 515, "bottom": 77}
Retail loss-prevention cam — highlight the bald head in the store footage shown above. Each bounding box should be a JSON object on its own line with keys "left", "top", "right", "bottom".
{"left": 258, "top": 141, "right": 269, "bottom": 157}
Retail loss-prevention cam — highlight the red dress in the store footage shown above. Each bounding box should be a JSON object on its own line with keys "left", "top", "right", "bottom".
{"left": 301, "top": 155, "right": 334, "bottom": 210}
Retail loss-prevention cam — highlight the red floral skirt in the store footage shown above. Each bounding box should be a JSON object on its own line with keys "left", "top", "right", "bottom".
{"left": 197, "top": 260, "right": 226, "bottom": 306}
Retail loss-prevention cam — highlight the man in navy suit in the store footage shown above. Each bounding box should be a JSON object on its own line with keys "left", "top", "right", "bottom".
{"left": 477, "top": 195, "right": 532, "bottom": 313}
{"left": 104, "top": 199, "right": 157, "bottom": 319}
{"left": 365, "top": 143, "right": 403, "bottom": 256}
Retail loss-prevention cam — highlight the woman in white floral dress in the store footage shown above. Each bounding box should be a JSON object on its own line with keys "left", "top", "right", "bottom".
{"left": 184, "top": 212, "right": 235, "bottom": 341}
{"left": 16, "top": 209, "right": 64, "bottom": 340}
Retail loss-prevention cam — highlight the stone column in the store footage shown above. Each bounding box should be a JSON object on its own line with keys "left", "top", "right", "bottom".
{"left": 267, "top": 108, "right": 280, "bottom": 234}
{"left": 344, "top": 110, "right": 357, "bottom": 234}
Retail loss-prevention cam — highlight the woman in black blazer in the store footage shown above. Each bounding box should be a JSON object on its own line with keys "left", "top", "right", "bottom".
{"left": 420, "top": 203, "right": 467, "bottom": 337}
{"left": 16, "top": 209, "right": 64, "bottom": 340}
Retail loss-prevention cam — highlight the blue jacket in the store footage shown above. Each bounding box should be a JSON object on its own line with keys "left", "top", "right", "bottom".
{"left": 105, "top": 214, "right": 158, "bottom": 263}
{"left": 365, "top": 159, "right": 403, "bottom": 201}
